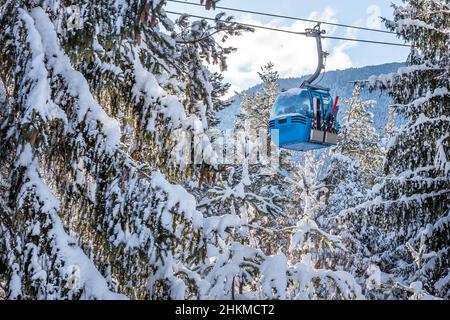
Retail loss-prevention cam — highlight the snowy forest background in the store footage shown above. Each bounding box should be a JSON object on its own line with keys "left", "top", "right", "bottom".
{"left": 0, "top": 0, "right": 448, "bottom": 300}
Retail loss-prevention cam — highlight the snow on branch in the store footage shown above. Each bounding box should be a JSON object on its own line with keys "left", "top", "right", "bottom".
{"left": 29, "top": 7, "right": 121, "bottom": 154}
{"left": 367, "top": 64, "right": 440, "bottom": 89}
{"left": 434, "top": 133, "right": 450, "bottom": 175}
{"left": 13, "top": 144, "right": 126, "bottom": 299}
{"left": 289, "top": 217, "right": 346, "bottom": 252}
{"left": 151, "top": 171, "right": 204, "bottom": 231}
{"left": 395, "top": 18, "right": 450, "bottom": 34}
{"left": 391, "top": 87, "right": 449, "bottom": 111}
{"left": 287, "top": 254, "right": 363, "bottom": 300}
{"left": 341, "top": 189, "right": 449, "bottom": 216}
{"left": 28, "top": 6, "right": 207, "bottom": 230}
{"left": 18, "top": 9, "right": 67, "bottom": 126}
{"left": 131, "top": 49, "right": 204, "bottom": 133}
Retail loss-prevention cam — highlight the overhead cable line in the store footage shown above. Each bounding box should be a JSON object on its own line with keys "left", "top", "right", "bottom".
{"left": 167, "top": 0, "right": 396, "bottom": 35}
{"left": 322, "top": 35, "right": 408, "bottom": 47}
{"left": 165, "top": 11, "right": 410, "bottom": 47}
{"left": 167, "top": 10, "right": 306, "bottom": 35}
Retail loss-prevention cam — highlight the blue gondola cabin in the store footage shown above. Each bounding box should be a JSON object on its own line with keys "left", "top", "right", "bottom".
{"left": 268, "top": 88, "right": 340, "bottom": 151}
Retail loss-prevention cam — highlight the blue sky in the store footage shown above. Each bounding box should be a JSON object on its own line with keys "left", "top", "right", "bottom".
{"left": 166, "top": 1, "right": 410, "bottom": 94}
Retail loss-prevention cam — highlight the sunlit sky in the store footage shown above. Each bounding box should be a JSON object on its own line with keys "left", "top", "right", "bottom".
{"left": 166, "top": 1, "right": 410, "bottom": 94}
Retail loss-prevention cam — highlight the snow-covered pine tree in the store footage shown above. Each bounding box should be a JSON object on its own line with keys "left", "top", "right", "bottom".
{"left": 180, "top": 64, "right": 285, "bottom": 299}
{"left": 188, "top": 156, "right": 363, "bottom": 300}
{"left": 0, "top": 0, "right": 250, "bottom": 299}
{"left": 321, "top": 84, "right": 379, "bottom": 217}
{"left": 288, "top": 152, "right": 341, "bottom": 260}
{"left": 320, "top": 152, "right": 370, "bottom": 290}
{"left": 208, "top": 72, "right": 233, "bottom": 127}
{"left": 343, "top": 0, "right": 450, "bottom": 299}
{"left": 336, "top": 84, "right": 384, "bottom": 185}
{"left": 318, "top": 85, "right": 383, "bottom": 285}
{"left": 381, "top": 106, "right": 398, "bottom": 151}
{"left": 282, "top": 151, "right": 363, "bottom": 300}
{"left": 321, "top": 152, "right": 370, "bottom": 291}
{"left": 228, "top": 62, "right": 292, "bottom": 255}
{"left": 190, "top": 63, "right": 287, "bottom": 255}
{"left": 237, "top": 63, "right": 280, "bottom": 132}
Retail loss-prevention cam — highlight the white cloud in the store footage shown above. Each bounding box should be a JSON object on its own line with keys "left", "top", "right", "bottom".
{"left": 211, "top": 7, "right": 356, "bottom": 97}
{"left": 327, "top": 19, "right": 360, "bottom": 70}
{"left": 366, "top": 5, "right": 382, "bottom": 29}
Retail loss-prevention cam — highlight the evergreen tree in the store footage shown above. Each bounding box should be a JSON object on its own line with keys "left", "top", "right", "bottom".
{"left": 337, "top": 84, "right": 384, "bottom": 185}
{"left": 237, "top": 62, "right": 280, "bottom": 132}
{"left": 381, "top": 106, "right": 397, "bottom": 150}
{"left": 0, "top": 0, "right": 249, "bottom": 299}
{"left": 192, "top": 63, "right": 287, "bottom": 258}
{"left": 344, "top": 0, "right": 450, "bottom": 299}
{"left": 233, "top": 63, "right": 293, "bottom": 255}
{"left": 283, "top": 152, "right": 363, "bottom": 299}
{"left": 318, "top": 86, "right": 383, "bottom": 288}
